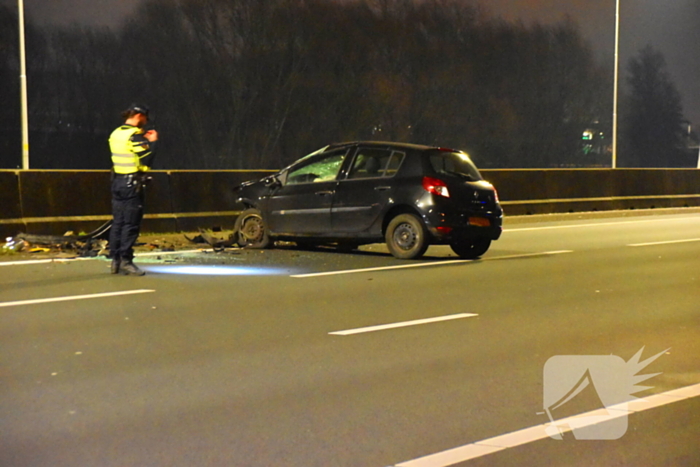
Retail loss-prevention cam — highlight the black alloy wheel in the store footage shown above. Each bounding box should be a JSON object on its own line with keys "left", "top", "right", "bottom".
{"left": 385, "top": 213, "right": 429, "bottom": 259}
{"left": 234, "top": 208, "right": 270, "bottom": 248}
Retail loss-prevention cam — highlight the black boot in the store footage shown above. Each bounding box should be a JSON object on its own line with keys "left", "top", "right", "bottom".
{"left": 111, "top": 258, "right": 121, "bottom": 274}
{"left": 120, "top": 260, "right": 145, "bottom": 276}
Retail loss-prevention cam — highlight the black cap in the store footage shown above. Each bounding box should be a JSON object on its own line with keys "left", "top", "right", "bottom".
{"left": 126, "top": 103, "right": 150, "bottom": 117}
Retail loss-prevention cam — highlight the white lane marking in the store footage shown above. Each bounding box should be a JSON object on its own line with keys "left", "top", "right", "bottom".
{"left": 134, "top": 249, "right": 203, "bottom": 257}
{"left": 0, "top": 258, "right": 92, "bottom": 267}
{"left": 0, "top": 249, "right": 205, "bottom": 267}
{"left": 392, "top": 382, "right": 700, "bottom": 467}
{"left": 506, "top": 217, "right": 699, "bottom": 233}
{"left": 0, "top": 289, "right": 155, "bottom": 308}
{"left": 329, "top": 313, "right": 478, "bottom": 336}
{"left": 628, "top": 238, "right": 700, "bottom": 247}
{"left": 292, "top": 251, "right": 573, "bottom": 278}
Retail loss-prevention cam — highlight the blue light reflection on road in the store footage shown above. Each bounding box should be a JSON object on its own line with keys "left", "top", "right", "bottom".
{"left": 144, "top": 265, "right": 294, "bottom": 276}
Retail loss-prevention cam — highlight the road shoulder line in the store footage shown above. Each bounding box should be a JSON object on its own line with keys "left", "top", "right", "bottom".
{"left": 628, "top": 238, "right": 700, "bottom": 247}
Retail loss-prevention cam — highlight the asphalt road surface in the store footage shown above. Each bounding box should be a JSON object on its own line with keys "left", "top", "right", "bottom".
{"left": 1, "top": 209, "right": 699, "bottom": 467}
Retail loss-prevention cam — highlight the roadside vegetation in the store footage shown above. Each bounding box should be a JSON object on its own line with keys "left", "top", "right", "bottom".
{"left": 0, "top": 0, "right": 693, "bottom": 170}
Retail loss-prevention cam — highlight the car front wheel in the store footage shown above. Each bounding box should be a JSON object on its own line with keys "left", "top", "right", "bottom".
{"left": 450, "top": 238, "right": 491, "bottom": 259}
{"left": 385, "top": 213, "right": 429, "bottom": 259}
{"left": 234, "top": 208, "right": 270, "bottom": 248}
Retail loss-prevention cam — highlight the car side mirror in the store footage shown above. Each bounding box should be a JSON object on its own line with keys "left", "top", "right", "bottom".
{"left": 264, "top": 176, "right": 281, "bottom": 188}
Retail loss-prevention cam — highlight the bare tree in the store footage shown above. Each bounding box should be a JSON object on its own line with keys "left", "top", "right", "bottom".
{"left": 3, "top": 0, "right": 612, "bottom": 169}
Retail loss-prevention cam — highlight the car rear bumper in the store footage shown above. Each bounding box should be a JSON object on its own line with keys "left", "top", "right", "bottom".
{"left": 423, "top": 209, "right": 503, "bottom": 242}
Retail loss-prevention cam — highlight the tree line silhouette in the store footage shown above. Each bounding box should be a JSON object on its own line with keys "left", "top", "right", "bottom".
{"left": 0, "top": 0, "right": 692, "bottom": 170}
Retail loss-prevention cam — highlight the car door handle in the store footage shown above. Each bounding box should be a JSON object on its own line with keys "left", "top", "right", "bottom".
{"left": 374, "top": 186, "right": 391, "bottom": 191}
{"left": 315, "top": 191, "right": 334, "bottom": 196}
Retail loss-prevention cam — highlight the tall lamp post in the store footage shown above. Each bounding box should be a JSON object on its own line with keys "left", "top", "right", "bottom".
{"left": 18, "top": 0, "right": 29, "bottom": 170}
{"left": 611, "top": 0, "right": 620, "bottom": 169}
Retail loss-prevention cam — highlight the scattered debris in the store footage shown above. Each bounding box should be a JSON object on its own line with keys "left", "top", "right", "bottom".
{"left": 145, "top": 241, "right": 175, "bottom": 251}
{"left": 184, "top": 233, "right": 205, "bottom": 243}
{"left": 2, "top": 237, "right": 27, "bottom": 254}
{"left": 185, "top": 228, "right": 238, "bottom": 251}
{"left": 7, "top": 220, "right": 113, "bottom": 257}
{"left": 4, "top": 221, "right": 241, "bottom": 258}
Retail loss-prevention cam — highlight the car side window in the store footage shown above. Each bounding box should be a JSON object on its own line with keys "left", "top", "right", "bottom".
{"left": 286, "top": 149, "right": 347, "bottom": 185}
{"left": 347, "top": 148, "right": 400, "bottom": 179}
{"left": 385, "top": 151, "right": 405, "bottom": 177}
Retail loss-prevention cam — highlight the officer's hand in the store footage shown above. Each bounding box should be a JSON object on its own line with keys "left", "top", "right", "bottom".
{"left": 145, "top": 129, "right": 159, "bottom": 142}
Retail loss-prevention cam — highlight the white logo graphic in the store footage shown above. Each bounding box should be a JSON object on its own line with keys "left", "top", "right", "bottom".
{"left": 542, "top": 347, "right": 667, "bottom": 440}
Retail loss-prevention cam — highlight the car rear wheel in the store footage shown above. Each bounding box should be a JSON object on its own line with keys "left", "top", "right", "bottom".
{"left": 385, "top": 213, "right": 429, "bottom": 259}
{"left": 450, "top": 238, "right": 491, "bottom": 259}
{"left": 234, "top": 208, "right": 270, "bottom": 248}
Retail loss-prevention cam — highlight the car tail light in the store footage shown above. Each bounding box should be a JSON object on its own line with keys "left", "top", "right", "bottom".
{"left": 422, "top": 176, "right": 450, "bottom": 198}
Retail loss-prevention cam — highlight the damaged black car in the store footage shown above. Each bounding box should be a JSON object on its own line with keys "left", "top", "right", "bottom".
{"left": 233, "top": 141, "right": 503, "bottom": 260}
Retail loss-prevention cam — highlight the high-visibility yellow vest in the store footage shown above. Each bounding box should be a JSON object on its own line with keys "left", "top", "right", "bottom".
{"left": 109, "top": 125, "right": 152, "bottom": 174}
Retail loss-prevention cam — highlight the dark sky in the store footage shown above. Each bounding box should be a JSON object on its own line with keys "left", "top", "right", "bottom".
{"left": 6, "top": 0, "right": 700, "bottom": 125}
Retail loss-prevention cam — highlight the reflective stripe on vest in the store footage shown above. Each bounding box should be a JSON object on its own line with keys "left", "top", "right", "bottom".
{"left": 109, "top": 125, "right": 150, "bottom": 174}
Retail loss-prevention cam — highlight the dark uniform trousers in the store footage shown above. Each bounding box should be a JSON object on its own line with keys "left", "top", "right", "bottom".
{"left": 110, "top": 173, "right": 145, "bottom": 262}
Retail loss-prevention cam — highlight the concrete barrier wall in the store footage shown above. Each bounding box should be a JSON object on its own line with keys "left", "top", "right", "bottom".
{"left": 481, "top": 169, "right": 700, "bottom": 215}
{"left": 0, "top": 171, "right": 23, "bottom": 236}
{"left": 1, "top": 168, "right": 698, "bottom": 237}
{"left": 0, "top": 170, "right": 273, "bottom": 237}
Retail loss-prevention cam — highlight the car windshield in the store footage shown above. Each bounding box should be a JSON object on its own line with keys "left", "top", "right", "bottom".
{"left": 291, "top": 145, "right": 330, "bottom": 166}
{"left": 286, "top": 148, "right": 347, "bottom": 184}
{"left": 429, "top": 152, "right": 482, "bottom": 181}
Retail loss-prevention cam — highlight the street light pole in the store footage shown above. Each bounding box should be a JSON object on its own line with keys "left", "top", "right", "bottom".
{"left": 18, "top": 0, "right": 29, "bottom": 170}
{"left": 612, "top": 0, "right": 620, "bottom": 169}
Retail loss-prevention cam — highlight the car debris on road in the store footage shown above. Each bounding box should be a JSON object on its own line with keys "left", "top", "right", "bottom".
{"left": 3, "top": 220, "right": 113, "bottom": 257}
{"left": 1, "top": 221, "right": 243, "bottom": 260}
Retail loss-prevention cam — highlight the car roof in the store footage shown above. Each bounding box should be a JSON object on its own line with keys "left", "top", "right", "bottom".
{"left": 327, "top": 141, "right": 457, "bottom": 153}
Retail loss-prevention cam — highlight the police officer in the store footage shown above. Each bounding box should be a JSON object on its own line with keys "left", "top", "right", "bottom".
{"left": 108, "top": 104, "right": 158, "bottom": 275}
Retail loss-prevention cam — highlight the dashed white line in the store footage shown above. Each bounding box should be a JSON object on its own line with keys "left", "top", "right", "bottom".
{"left": 292, "top": 251, "right": 573, "bottom": 278}
{"left": 628, "top": 238, "right": 700, "bottom": 247}
{"left": 0, "top": 289, "right": 155, "bottom": 308}
{"left": 391, "top": 382, "right": 700, "bottom": 467}
{"left": 134, "top": 249, "right": 203, "bottom": 257}
{"left": 0, "top": 257, "right": 93, "bottom": 267}
{"left": 329, "top": 313, "right": 478, "bottom": 336}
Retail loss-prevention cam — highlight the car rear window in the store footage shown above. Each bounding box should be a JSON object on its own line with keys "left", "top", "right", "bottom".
{"left": 429, "top": 152, "right": 482, "bottom": 181}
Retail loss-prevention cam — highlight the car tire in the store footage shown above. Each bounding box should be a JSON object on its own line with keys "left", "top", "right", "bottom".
{"left": 385, "top": 213, "right": 429, "bottom": 259}
{"left": 450, "top": 238, "right": 491, "bottom": 259}
{"left": 234, "top": 208, "right": 270, "bottom": 248}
